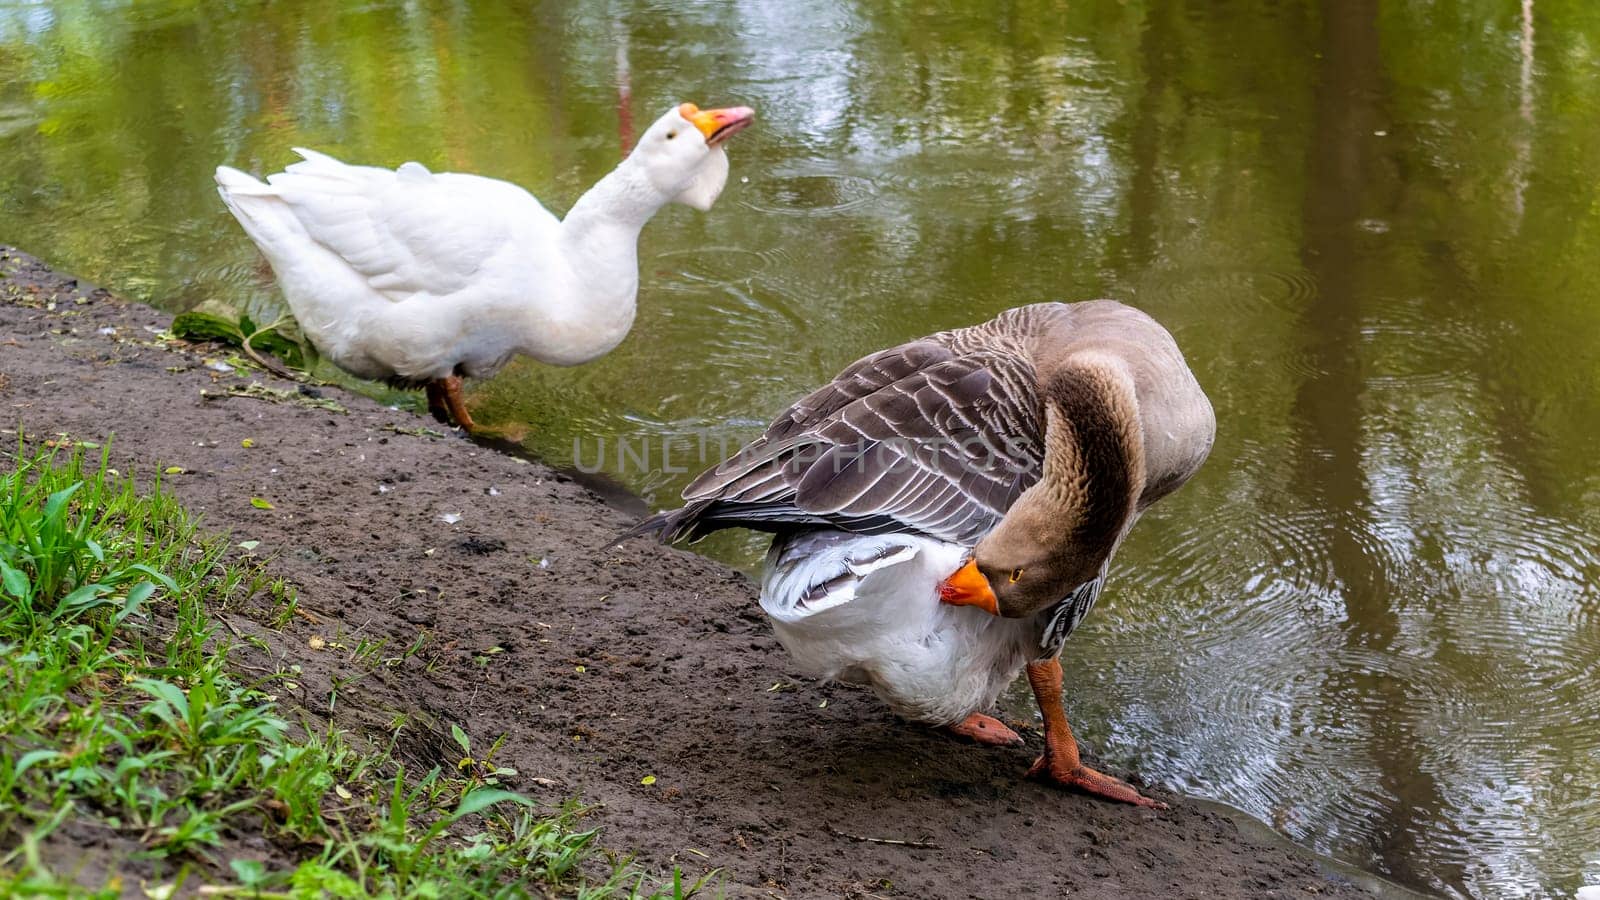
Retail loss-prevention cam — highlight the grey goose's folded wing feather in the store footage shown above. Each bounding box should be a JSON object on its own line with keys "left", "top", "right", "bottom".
{"left": 626, "top": 328, "right": 1047, "bottom": 546}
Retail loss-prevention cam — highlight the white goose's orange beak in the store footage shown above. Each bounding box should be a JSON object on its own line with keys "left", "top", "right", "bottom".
{"left": 938, "top": 559, "right": 999, "bottom": 615}
{"left": 680, "top": 102, "right": 755, "bottom": 147}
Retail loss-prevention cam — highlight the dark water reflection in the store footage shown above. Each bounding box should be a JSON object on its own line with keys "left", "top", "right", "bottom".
{"left": 3, "top": 1, "right": 1599, "bottom": 896}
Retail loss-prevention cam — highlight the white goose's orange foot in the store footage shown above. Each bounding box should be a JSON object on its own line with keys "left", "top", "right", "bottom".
{"left": 424, "top": 376, "right": 479, "bottom": 432}
{"left": 424, "top": 380, "right": 451, "bottom": 425}
{"left": 440, "top": 375, "right": 478, "bottom": 432}
{"left": 943, "top": 712, "right": 1024, "bottom": 747}
{"left": 1025, "top": 753, "right": 1167, "bottom": 809}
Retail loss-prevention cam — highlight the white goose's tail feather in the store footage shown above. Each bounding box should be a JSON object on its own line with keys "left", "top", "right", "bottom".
{"left": 214, "top": 165, "right": 275, "bottom": 196}
{"left": 287, "top": 146, "right": 344, "bottom": 169}
{"left": 214, "top": 164, "right": 302, "bottom": 254}
{"left": 213, "top": 156, "right": 375, "bottom": 365}
{"left": 215, "top": 148, "right": 368, "bottom": 235}
{"left": 273, "top": 147, "right": 385, "bottom": 191}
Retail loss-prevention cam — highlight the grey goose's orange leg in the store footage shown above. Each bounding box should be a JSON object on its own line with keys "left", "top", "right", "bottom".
{"left": 1024, "top": 658, "right": 1166, "bottom": 809}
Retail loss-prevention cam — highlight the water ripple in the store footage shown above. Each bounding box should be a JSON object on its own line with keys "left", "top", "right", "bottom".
{"left": 738, "top": 168, "right": 882, "bottom": 217}
{"left": 1047, "top": 440, "right": 1600, "bottom": 899}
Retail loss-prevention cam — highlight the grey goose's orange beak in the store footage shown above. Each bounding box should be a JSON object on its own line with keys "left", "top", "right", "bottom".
{"left": 680, "top": 102, "right": 755, "bottom": 147}
{"left": 938, "top": 559, "right": 999, "bottom": 616}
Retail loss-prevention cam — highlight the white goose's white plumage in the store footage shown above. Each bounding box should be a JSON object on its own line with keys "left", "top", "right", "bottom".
{"left": 214, "top": 102, "right": 753, "bottom": 426}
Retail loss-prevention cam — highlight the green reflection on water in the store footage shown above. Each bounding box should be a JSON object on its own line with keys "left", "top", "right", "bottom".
{"left": 3, "top": 1, "right": 1599, "bottom": 896}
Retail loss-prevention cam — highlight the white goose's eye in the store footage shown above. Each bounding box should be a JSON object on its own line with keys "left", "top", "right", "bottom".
{"left": 1009, "top": 568, "right": 1025, "bottom": 584}
{"left": 666, "top": 130, "right": 678, "bottom": 140}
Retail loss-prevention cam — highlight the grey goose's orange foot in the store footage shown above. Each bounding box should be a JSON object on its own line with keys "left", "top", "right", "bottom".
{"left": 1025, "top": 752, "right": 1166, "bottom": 808}
{"left": 424, "top": 376, "right": 478, "bottom": 432}
{"left": 1025, "top": 658, "right": 1167, "bottom": 810}
{"left": 944, "top": 712, "right": 1024, "bottom": 747}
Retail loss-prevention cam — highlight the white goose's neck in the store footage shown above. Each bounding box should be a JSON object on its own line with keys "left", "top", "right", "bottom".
{"left": 541, "top": 157, "right": 673, "bottom": 363}
{"left": 563, "top": 156, "right": 670, "bottom": 236}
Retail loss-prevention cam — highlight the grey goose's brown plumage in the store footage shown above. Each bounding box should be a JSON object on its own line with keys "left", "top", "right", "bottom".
{"left": 629, "top": 300, "right": 1212, "bottom": 559}
{"left": 619, "top": 300, "right": 1215, "bottom": 808}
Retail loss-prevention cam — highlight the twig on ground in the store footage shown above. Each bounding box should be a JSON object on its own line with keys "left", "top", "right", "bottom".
{"left": 240, "top": 315, "right": 305, "bottom": 382}
{"left": 216, "top": 614, "right": 245, "bottom": 639}
{"left": 241, "top": 339, "right": 299, "bottom": 382}
{"left": 825, "top": 824, "right": 939, "bottom": 850}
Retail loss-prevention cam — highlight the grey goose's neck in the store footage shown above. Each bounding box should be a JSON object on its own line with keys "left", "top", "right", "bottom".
{"left": 1036, "top": 356, "right": 1145, "bottom": 563}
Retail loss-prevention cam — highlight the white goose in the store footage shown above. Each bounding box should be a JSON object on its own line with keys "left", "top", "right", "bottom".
{"left": 214, "top": 102, "right": 754, "bottom": 429}
{"left": 621, "top": 301, "right": 1215, "bottom": 807}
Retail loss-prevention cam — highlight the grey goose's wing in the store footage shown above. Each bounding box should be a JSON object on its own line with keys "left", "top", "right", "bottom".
{"left": 621, "top": 337, "right": 1044, "bottom": 546}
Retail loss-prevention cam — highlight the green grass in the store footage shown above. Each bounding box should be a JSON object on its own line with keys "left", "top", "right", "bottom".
{"left": 0, "top": 440, "right": 715, "bottom": 899}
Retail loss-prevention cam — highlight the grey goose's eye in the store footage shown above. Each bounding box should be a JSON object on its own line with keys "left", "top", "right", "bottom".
{"left": 1008, "top": 568, "right": 1025, "bottom": 584}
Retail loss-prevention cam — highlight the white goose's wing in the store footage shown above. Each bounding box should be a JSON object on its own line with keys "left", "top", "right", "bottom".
{"left": 259, "top": 148, "right": 558, "bottom": 303}
{"left": 628, "top": 333, "right": 1044, "bottom": 546}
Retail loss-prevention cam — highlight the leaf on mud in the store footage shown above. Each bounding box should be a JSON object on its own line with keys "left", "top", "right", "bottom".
{"left": 171, "top": 300, "right": 306, "bottom": 369}
{"left": 171, "top": 309, "right": 242, "bottom": 343}
{"left": 640, "top": 775, "right": 657, "bottom": 786}
{"left": 307, "top": 635, "right": 326, "bottom": 650}
{"left": 574, "top": 665, "right": 585, "bottom": 674}
{"left": 249, "top": 497, "right": 274, "bottom": 509}
{"left": 237, "top": 540, "right": 260, "bottom": 551}
{"left": 164, "top": 466, "right": 184, "bottom": 475}
{"left": 333, "top": 784, "right": 352, "bottom": 800}
{"left": 201, "top": 383, "right": 346, "bottom": 413}
{"left": 438, "top": 512, "right": 462, "bottom": 525}
{"left": 383, "top": 423, "right": 445, "bottom": 439}
{"left": 241, "top": 438, "right": 255, "bottom": 448}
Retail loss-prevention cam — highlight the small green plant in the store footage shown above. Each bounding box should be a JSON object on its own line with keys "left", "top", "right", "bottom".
{"left": 0, "top": 440, "right": 715, "bottom": 898}
{"left": 0, "top": 442, "right": 176, "bottom": 632}
{"left": 451, "top": 724, "right": 519, "bottom": 790}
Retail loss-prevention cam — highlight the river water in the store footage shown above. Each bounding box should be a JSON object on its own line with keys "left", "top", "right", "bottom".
{"left": 2, "top": 2, "right": 1597, "bottom": 896}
